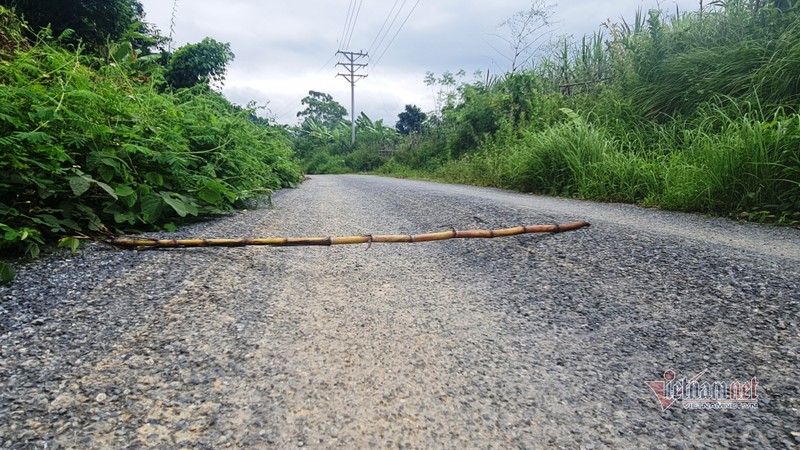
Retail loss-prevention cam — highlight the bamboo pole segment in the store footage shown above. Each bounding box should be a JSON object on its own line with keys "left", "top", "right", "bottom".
{"left": 102, "top": 221, "right": 590, "bottom": 250}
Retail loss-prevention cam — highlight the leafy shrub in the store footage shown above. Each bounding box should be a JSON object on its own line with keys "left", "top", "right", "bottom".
{"left": 0, "top": 35, "right": 300, "bottom": 279}
{"left": 303, "top": 151, "right": 349, "bottom": 174}
{"left": 165, "top": 38, "right": 235, "bottom": 90}
{"left": 294, "top": 109, "right": 399, "bottom": 174}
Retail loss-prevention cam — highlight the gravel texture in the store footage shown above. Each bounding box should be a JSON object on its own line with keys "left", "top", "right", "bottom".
{"left": 1, "top": 174, "right": 799, "bottom": 449}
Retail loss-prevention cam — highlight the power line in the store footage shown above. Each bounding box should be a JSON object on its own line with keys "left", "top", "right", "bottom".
{"left": 367, "top": 0, "right": 401, "bottom": 56}
{"left": 316, "top": 52, "right": 340, "bottom": 77}
{"left": 344, "top": 0, "right": 365, "bottom": 51}
{"left": 372, "top": 0, "right": 421, "bottom": 70}
{"left": 339, "top": 0, "right": 356, "bottom": 50}
{"left": 369, "top": 0, "right": 408, "bottom": 62}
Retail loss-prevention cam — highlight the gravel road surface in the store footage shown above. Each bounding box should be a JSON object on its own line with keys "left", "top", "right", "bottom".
{"left": 1, "top": 174, "right": 799, "bottom": 449}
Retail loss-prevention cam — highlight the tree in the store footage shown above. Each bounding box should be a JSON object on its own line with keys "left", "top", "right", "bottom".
{"left": 491, "top": 0, "right": 554, "bottom": 73}
{"left": 3, "top": 0, "right": 144, "bottom": 47}
{"left": 396, "top": 104, "right": 427, "bottom": 135}
{"left": 424, "top": 70, "right": 466, "bottom": 117}
{"left": 297, "top": 90, "right": 347, "bottom": 129}
{"left": 164, "top": 37, "right": 234, "bottom": 90}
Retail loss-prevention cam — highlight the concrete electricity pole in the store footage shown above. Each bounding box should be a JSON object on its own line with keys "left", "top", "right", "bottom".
{"left": 336, "top": 50, "right": 368, "bottom": 145}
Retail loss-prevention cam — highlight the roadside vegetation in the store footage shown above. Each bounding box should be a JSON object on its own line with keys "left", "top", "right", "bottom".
{"left": 0, "top": 2, "right": 301, "bottom": 283}
{"left": 4, "top": 0, "right": 798, "bottom": 284}
{"left": 302, "top": 0, "right": 800, "bottom": 225}
{"left": 291, "top": 91, "right": 402, "bottom": 174}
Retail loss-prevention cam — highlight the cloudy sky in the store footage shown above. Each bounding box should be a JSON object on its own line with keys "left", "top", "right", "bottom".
{"left": 138, "top": 0, "right": 700, "bottom": 126}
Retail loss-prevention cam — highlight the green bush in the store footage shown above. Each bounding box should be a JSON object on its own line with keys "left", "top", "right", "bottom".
{"left": 294, "top": 112, "right": 399, "bottom": 174}
{"left": 303, "top": 150, "right": 349, "bottom": 174}
{"left": 0, "top": 35, "right": 301, "bottom": 273}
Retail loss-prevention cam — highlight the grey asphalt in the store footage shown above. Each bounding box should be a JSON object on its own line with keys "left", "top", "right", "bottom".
{"left": 1, "top": 174, "right": 798, "bottom": 449}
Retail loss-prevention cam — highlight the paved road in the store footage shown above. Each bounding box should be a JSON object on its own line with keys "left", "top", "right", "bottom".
{"left": 1, "top": 175, "right": 799, "bottom": 449}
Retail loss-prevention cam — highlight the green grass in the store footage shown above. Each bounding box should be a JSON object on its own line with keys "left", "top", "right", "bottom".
{"left": 384, "top": 106, "right": 799, "bottom": 223}
{"left": 376, "top": 3, "right": 800, "bottom": 223}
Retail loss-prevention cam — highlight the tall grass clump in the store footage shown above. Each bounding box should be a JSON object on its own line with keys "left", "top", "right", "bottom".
{"left": 500, "top": 113, "right": 610, "bottom": 195}
{"left": 622, "top": 1, "right": 800, "bottom": 118}
{"left": 440, "top": 111, "right": 664, "bottom": 204}
{"left": 662, "top": 107, "right": 800, "bottom": 214}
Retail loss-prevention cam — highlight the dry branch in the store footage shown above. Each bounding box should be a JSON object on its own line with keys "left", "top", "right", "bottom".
{"left": 100, "top": 221, "right": 590, "bottom": 250}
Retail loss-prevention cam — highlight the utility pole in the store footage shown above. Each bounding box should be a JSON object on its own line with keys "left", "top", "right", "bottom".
{"left": 336, "top": 50, "right": 368, "bottom": 145}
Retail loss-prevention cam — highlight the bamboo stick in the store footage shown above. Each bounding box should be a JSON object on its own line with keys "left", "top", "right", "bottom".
{"left": 101, "top": 221, "right": 590, "bottom": 249}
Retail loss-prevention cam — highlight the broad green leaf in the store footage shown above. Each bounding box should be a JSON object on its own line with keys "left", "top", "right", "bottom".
{"left": 37, "top": 184, "right": 56, "bottom": 199}
{"left": 198, "top": 187, "right": 222, "bottom": 204}
{"left": 58, "top": 237, "right": 81, "bottom": 253}
{"left": 560, "top": 108, "right": 584, "bottom": 126}
{"left": 75, "top": 204, "right": 99, "bottom": 220}
{"left": 111, "top": 42, "right": 133, "bottom": 62}
{"left": 93, "top": 180, "right": 118, "bottom": 200}
{"left": 145, "top": 172, "right": 164, "bottom": 186}
{"left": 123, "top": 193, "right": 138, "bottom": 208}
{"left": 100, "top": 157, "right": 120, "bottom": 169}
{"left": 68, "top": 176, "right": 91, "bottom": 196}
{"left": 137, "top": 54, "right": 161, "bottom": 64}
{"left": 183, "top": 200, "right": 199, "bottom": 216}
{"left": 115, "top": 185, "right": 135, "bottom": 197}
{"left": 116, "top": 185, "right": 138, "bottom": 207}
{"left": 137, "top": 184, "right": 153, "bottom": 196}
{"left": 140, "top": 195, "right": 164, "bottom": 223}
{"left": 0, "top": 262, "right": 15, "bottom": 284}
{"left": 99, "top": 165, "right": 116, "bottom": 183}
{"left": 61, "top": 219, "right": 82, "bottom": 231}
{"left": 160, "top": 192, "right": 192, "bottom": 217}
{"left": 26, "top": 243, "right": 40, "bottom": 259}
